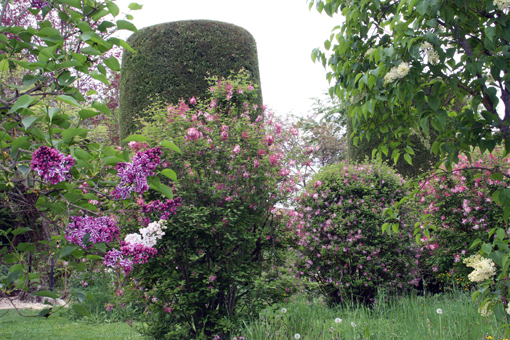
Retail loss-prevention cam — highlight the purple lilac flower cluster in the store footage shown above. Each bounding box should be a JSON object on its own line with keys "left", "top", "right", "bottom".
{"left": 31, "top": 0, "right": 50, "bottom": 9}
{"left": 103, "top": 241, "right": 158, "bottom": 274}
{"left": 30, "top": 146, "right": 74, "bottom": 185}
{"left": 139, "top": 197, "right": 182, "bottom": 224}
{"left": 65, "top": 215, "right": 119, "bottom": 248}
{"left": 112, "top": 147, "right": 162, "bottom": 199}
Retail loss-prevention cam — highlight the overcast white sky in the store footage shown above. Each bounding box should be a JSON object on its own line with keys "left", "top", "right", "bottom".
{"left": 114, "top": 0, "right": 337, "bottom": 117}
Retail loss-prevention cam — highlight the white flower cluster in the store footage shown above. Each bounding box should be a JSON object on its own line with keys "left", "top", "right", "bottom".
{"left": 420, "top": 41, "right": 439, "bottom": 65}
{"left": 125, "top": 220, "right": 167, "bottom": 247}
{"left": 494, "top": 0, "right": 510, "bottom": 11}
{"left": 463, "top": 254, "right": 497, "bottom": 282}
{"left": 478, "top": 301, "right": 494, "bottom": 317}
{"left": 364, "top": 48, "right": 375, "bottom": 58}
{"left": 384, "top": 62, "right": 411, "bottom": 84}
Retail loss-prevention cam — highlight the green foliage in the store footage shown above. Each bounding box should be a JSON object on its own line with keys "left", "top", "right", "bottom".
{"left": 119, "top": 20, "right": 263, "bottom": 140}
{"left": 347, "top": 116, "right": 439, "bottom": 178}
{"left": 290, "top": 161, "right": 419, "bottom": 305}
{"left": 311, "top": 0, "right": 510, "bottom": 214}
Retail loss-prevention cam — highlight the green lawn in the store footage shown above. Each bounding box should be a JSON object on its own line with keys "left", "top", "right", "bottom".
{"left": 0, "top": 309, "right": 144, "bottom": 340}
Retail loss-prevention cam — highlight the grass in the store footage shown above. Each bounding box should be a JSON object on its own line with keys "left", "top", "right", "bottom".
{"left": 237, "top": 290, "right": 508, "bottom": 340}
{"left": 1, "top": 290, "right": 508, "bottom": 340}
{"left": 0, "top": 308, "right": 146, "bottom": 340}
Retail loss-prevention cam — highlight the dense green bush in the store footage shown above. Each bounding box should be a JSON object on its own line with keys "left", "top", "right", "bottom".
{"left": 288, "top": 161, "right": 420, "bottom": 305}
{"left": 119, "top": 20, "right": 263, "bottom": 139}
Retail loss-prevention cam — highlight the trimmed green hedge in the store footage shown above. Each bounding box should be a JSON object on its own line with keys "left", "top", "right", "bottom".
{"left": 119, "top": 20, "right": 263, "bottom": 140}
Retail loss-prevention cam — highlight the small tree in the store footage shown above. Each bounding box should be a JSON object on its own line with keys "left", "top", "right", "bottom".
{"left": 129, "top": 71, "right": 299, "bottom": 339}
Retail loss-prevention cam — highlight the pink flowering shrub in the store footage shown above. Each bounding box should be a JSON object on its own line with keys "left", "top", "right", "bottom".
{"left": 129, "top": 70, "right": 299, "bottom": 338}
{"left": 416, "top": 149, "right": 510, "bottom": 282}
{"left": 288, "top": 161, "right": 420, "bottom": 305}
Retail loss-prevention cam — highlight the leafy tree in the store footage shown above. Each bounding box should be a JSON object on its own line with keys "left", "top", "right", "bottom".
{"left": 310, "top": 0, "right": 509, "bottom": 171}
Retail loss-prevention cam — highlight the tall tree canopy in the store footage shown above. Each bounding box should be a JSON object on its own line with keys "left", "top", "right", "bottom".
{"left": 311, "top": 0, "right": 510, "bottom": 169}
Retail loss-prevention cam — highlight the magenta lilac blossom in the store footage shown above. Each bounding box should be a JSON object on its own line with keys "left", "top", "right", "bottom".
{"left": 31, "top": 146, "right": 74, "bottom": 185}
{"left": 112, "top": 147, "right": 162, "bottom": 199}
{"left": 65, "top": 215, "right": 119, "bottom": 248}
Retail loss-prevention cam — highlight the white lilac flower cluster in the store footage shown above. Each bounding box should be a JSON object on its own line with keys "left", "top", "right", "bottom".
{"left": 125, "top": 220, "right": 167, "bottom": 248}
{"left": 383, "top": 62, "right": 411, "bottom": 84}
{"left": 478, "top": 301, "right": 494, "bottom": 317}
{"left": 494, "top": 0, "right": 510, "bottom": 11}
{"left": 463, "top": 254, "right": 497, "bottom": 282}
{"left": 419, "top": 41, "right": 439, "bottom": 65}
{"left": 364, "top": 47, "right": 375, "bottom": 58}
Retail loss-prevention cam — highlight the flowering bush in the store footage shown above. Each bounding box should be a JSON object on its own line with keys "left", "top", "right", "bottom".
{"left": 415, "top": 150, "right": 510, "bottom": 282}
{"left": 127, "top": 70, "right": 299, "bottom": 339}
{"left": 288, "top": 161, "right": 420, "bottom": 305}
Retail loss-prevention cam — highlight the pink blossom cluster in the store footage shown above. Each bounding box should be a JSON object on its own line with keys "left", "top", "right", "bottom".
{"left": 30, "top": 146, "right": 75, "bottom": 185}
{"left": 65, "top": 215, "right": 119, "bottom": 248}
{"left": 112, "top": 147, "right": 162, "bottom": 199}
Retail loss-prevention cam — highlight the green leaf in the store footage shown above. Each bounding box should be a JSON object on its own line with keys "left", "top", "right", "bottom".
{"left": 7, "top": 95, "right": 34, "bottom": 114}
{"left": 56, "top": 95, "right": 82, "bottom": 107}
{"left": 59, "top": 245, "right": 78, "bottom": 259}
{"left": 94, "top": 242, "right": 107, "bottom": 253}
{"left": 81, "top": 46, "right": 101, "bottom": 55}
{"left": 124, "top": 134, "right": 146, "bottom": 142}
{"left": 61, "top": 128, "right": 88, "bottom": 140}
{"left": 128, "top": 2, "right": 143, "bottom": 10}
{"left": 72, "top": 303, "right": 91, "bottom": 317}
{"left": 103, "top": 57, "right": 120, "bottom": 71}
{"left": 160, "top": 140, "right": 182, "bottom": 154}
{"left": 37, "top": 308, "right": 52, "bottom": 319}
{"left": 22, "top": 116, "right": 38, "bottom": 130}
{"left": 482, "top": 243, "right": 493, "bottom": 255}
{"left": 11, "top": 227, "right": 32, "bottom": 236}
{"left": 103, "top": 156, "right": 125, "bottom": 165}
{"left": 156, "top": 183, "right": 174, "bottom": 199}
{"left": 91, "top": 101, "right": 111, "bottom": 115}
{"left": 116, "top": 20, "right": 138, "bottom": 32}
{"left": 6, "top": 270, "right": 22, "bottom": 284}
{"left": 160, "top": 169, "right": 177, "bottom": 181}
{"left": 74, "top": 149, "right": 91, "bottom": 161}
{"left": 404, "top": 153, "right": 412, "bottom": 165}
{"left": 106, "top": 1, "right": 120, "bottom": 16}
{"left": 78, "top": 109, "right": 100, "bottom": 120}
{"left": 34, "top": 290, "right": 58, "bottom": 299}
{"left": 16, "top": 242, "right": 35, "bottom": 252}
{"left": 72, "top": 289, "right": 87, "bottom": 303}
{"left": 491, "top": 172, "right": 504, "bottom": 181}
{"left": 0, "top": 59, "right": 8, "bottom": 72}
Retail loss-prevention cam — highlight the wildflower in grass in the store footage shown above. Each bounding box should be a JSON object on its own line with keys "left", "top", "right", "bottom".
{"left": 506, "top": 303, "right": 510, "bottom": 315}
{"left": 436, "top": 308, "right": 443, "bottom": 314}
{"left": 335, "top": 317, "right": 342, "bottom": 323}
{"left": 463, "top": 254, "right": 497, "bottom": 282}
{"left": 294, "top": 334, "right": 301, "bottom": 339}
{"left": 351, "top": 321, "right": 356, "bottom": 327}
{"left": 281, "top": 307, "right": 287, "bottom": 314}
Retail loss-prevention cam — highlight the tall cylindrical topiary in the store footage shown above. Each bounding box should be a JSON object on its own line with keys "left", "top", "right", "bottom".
{"left": 119, "top": 20, "right": 263, "bottom": 140}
